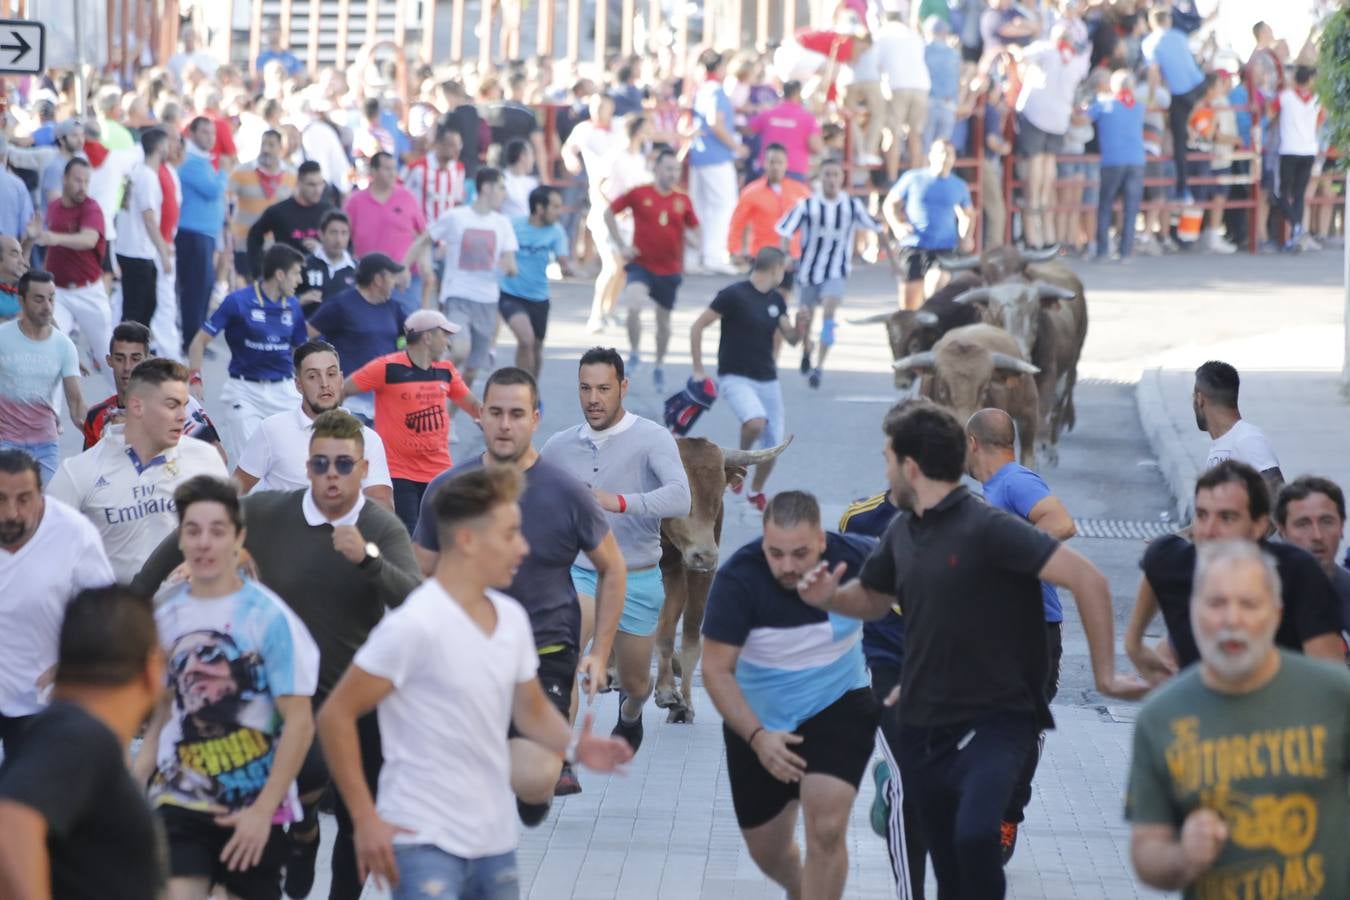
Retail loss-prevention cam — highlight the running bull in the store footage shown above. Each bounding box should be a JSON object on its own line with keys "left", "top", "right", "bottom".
{"left": 849, "top": 273, "right": 986, "bottom": 390}
{"left": 892, "top": 323, "right": 1041, "bottom": 466}
{"left": 654, "top": 436, "right": 793, "bottom": 723}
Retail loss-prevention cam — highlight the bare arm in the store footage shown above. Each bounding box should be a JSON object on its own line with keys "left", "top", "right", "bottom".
{"left": 797, "top": 560, "right": 898, "bottom": 619}
{"left": 413, "top": 544, "right": 436, "bottom": 578}
{"left": 689, "top": 307, "right": 721, "bottom": 378}
{"left": 1027, "top": 495, "right": 1076, "bottom": 541}
{"left": 701, "top": 638, "right": 760, "bottom": 742}
{"left": 581, "top": 533, "right": 626, "bottom": 687}
{"left": 233, "top": 467, "right": 261, "bottom": 494}
{"left": 1260, "top": 467, "right": 1285, "bottom": 500}
{"left": 142, "top": 209, "right": 173, "bottom": 266}
{"left": 1303, "top": 633, "right": 1345, "bottom": 663}
{"left": 1039, "top": 545, "right": 1147, "bottom": 699}
{"left": 1124, "top": 577, "right": 1176, "bottom": 686}
{"left": 62, "top": 376, "right": 86, "bottom": 430}
{"left": 35, "top": 226, "right": 100, "bottom": 251}
{"left": 777, "top": 312, "right": 806, "bottom": 347}
{"left": 451, "top": 392, "right": 481, "bottom": 419}
{"left": 1131, "top": 812, "right": 1228, "bottom": 891}
{"left": 603, "top": 207, "right": 627, "bottom": 253}
{"left": 883, "top": 186, "right": 910, "bottom": 237}
{"left": 0, "top": 802, "right": 50, "bottom": 900}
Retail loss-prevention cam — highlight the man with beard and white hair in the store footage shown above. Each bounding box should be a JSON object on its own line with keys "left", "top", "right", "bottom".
{"left": 1126, "top": 540, "right": 1350, "bottom": 898}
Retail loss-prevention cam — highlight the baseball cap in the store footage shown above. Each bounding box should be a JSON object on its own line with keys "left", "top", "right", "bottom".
{"left": 54, "top": 118, "right": 84, "bottom": 140}
{"left": 356, "top": 252, "right": 405, "bottom": 283}
{"left": 404, "top": 309, "right": 460, "bottom": 335}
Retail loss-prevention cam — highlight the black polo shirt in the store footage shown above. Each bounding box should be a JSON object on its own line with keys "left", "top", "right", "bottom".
{"left": 858, "top": 485, "right": 1059, "bottom": 730}
{"left": 1140, "top": 535, "right": 1343, "bottom": 667}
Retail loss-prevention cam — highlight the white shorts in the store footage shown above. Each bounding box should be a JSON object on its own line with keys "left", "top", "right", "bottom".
{"left": 218, "top": 377, "right": 300, "bottom": 467}
{"left": 720, "top": 374, "right": 785, "bottom": 449}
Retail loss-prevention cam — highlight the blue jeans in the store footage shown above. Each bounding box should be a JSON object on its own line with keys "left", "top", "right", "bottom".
{"left": 0, "top": 439, "right": 59, "bottom": 484}
{"left": 1097, "top": 164, "right": 1144, "bottom": 258}
{"left": 174, "top": 229, "right": 216, "bottom": 354}
{"left": 392, "top": 846, "right": 518, "bottom": 900}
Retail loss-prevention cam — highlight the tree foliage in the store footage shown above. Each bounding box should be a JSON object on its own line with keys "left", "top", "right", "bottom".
{"left": 1315, "top": 6, "right": 1350, "bottom": 159}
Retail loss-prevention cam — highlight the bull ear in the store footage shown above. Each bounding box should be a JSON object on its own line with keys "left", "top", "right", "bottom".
{"left": 952, "top": 286, "right": 993, "bottom": 306}
{"left": 915, "top": 310, "right": 939, "bottom": 327}
{"left": 937, "top": 253, "right": 980, "bottom": 271}
{"left": 1034, "top": 282, "right": 1075, "bottom": 307}
{"left": 991, "top": 352, "right": 1040, "bottom": 375}
{"left": 724, "top": 464, "right": 749, "bottom": 490}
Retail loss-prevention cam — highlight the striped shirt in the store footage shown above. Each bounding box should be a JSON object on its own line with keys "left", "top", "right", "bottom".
{"left": 403, "top": 156, "right": 467, "bottom": 224}
{"left": 228, "top": 163, "right": 296, "bottom": 243}
{"left": 775, "top": 192, "right": 881, "bottom": 286}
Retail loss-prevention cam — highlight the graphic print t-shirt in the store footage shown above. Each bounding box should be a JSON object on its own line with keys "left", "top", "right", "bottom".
{"left": 350, "top": 351, "right": 472, "bottom": 482}
{"left": 1126, "top": 653, "right": 1350, "bottom": 900}
{"left": 427, "top": 206, "right": 518, "bottom": 304}
{"left": 150, "top": 580, "right": 319, "bottom": 822}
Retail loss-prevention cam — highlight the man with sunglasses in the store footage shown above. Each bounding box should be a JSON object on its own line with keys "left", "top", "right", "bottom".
{"left": 134, "top": 409, "right": 420, "bottom": 900}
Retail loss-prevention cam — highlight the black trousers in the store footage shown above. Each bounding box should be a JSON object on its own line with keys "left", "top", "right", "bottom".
{"left": 391, "top": 478, "right": 428, "bottom": 533}
{"left": 0, "top": 712, "right": 34, "bottom": 749}
{"left": 1167, "top": 84, "right": 1205, "bottom": 198}
{"left": 296, "top": 709, "right": 383, "bottom": 900}
{"left": 1005, "top": 621, "right": 1063, "bottom": 822}
{"left": 871, "top": 664, "right": 927, "bottom": 900}
{"left": 899, "top": 713, "right": 1037, "bottom": 900}
{"left": 175, "top": 230, "right": 215, "bottom": 353}
{"left": 117, "top": 255, "right": 158, "bottom": 326}
{"left": 1273, "top": 154, "right": 1316, "bottom": 237}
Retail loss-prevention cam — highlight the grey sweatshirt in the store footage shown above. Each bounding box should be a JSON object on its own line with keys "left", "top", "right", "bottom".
{"left": 541, "top": 413, "right": 691, "bottom": 569}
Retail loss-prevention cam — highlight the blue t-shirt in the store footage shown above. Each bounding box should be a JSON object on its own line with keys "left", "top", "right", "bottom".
{"left": 925, "top": 42, "right": 962, "bottom": 103}
{"left": 203, "top": 284, "right": 308, "bottom": 382}
{"left": 1141, "top": 29, "right": 1203, "bottom": 96}
{"left": 701, "top": 533, "right": 873, "bottom": 732}
{"left": 840, "top": 491, "right": 905, "bottom": 670}
{"left": 500, "top": 217, "right": 568, "bottom": 302}
{"left": 1088, "top": 98, "right": 1147, "bottom": 167}
{"left": 256, "top": 49, "right": 305, "bottom": 76}
{"left": 1229, "top": 84, "right": 1252, "bottom": 147}
{"left": 306, "top": 287, "right": 403, "bottom": 375}
{"left": 981, "top": 461, "right": 1062, "bottom": 622}
{"left": 893, "top": 169, "right": 971, "bottom": 250}
{"left": 689, "top": 81, "right": 736, "bottom": 167}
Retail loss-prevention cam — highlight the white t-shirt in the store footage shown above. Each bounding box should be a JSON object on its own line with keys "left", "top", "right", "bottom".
{"left": 355, "top": 580, "right": 538, "bottom": 858}
{"left": 114, "top": 164, "right": 162, "bottom": 260}
{"left": 565, "top": 120, "right": 618, "bottom": 201}
{"left": 428, "top": 206, "right": 519, "bottom": 305}
{"left": 501, "top": 171, "right": 539, "bottom": 219}
{"left": 47, "top": 425, "right": 230, "bottom": 582}
{"left": 1205, "top": 419, "right": 1280, "bottom": 473}
{"left": 874, "top": 21, "right": 931, "bottom": 93}
{"left": 236, "top": 406, "right": 393, "bottom": 493}
{"left": 90, "top": 145, "right": 143, "bottom": 242}
{"left": 1277, "top": 88, "right": 1321, "bottom": 157}
{"left": 0, "top": 498, "right": 114, "bottom": 716}
{"left": 1016, "top": 42, "right": 1090, "bottom": 136}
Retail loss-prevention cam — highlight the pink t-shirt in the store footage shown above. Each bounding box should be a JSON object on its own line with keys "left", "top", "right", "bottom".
{"left": 344, "top": 186, "right": 428, "bottom": 262}
{"left": 748, "top": 101, "right": 822, "bottom": 174}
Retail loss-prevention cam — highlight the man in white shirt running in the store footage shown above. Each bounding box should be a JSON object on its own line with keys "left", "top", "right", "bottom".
{"left": 1193, "top": 360, "right": 1283, "bottom": 496}
{"left": 0, "top": 449, "right": 114, "bottom": 747}
{"left": 235, "top": 340, "right": 394, "bottom": 510}
{"left": 316, "top": 465, "right": 633, "bottom": 894}
{"left": 48, "top": 358, "right": 228, "bottom": 581}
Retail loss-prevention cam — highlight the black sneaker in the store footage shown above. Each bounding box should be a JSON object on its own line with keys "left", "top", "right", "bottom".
{"left": 517, "top": 798, "right": 552, "bottom": 828}
{"left": 612, "top": 694, "right": 645, "bottom": 754}
{"left": 800, "top": 347, "right": 812, "bottom": 374}
{"left": 283, "top": 829, "right": 320, "bottom": 899}
{"left": 808, "top": 367, "right": 822, "bottom": 389}
{"left": 554, "top": 762, "right": 582, "bottom": 796}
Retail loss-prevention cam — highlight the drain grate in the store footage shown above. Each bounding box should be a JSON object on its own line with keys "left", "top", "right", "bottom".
{"left": 1073, "top": 518, "right": 1174, "bottom": 540}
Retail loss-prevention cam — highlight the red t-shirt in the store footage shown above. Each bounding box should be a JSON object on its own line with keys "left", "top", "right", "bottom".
{"left": 157, "top": 164, "right": 179, "bottom": 241}
{"left": 44, "top": 197, "right": 106, "bottom": 287}
{"left": 611, "top": 186, "right": 699, "bottom": 276}
{"left": 350, "top": 351, "right": 472, "bottom": 482}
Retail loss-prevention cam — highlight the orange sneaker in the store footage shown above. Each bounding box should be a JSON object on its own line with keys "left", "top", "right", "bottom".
{"left": 1000, "top": 821, "right": 1018, "bottom": 864}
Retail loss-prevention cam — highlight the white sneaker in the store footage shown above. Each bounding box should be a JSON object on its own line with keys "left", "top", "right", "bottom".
{"left": 855, "top": 153, "right": 883, "bottom": 167}
{"left": 1204, "top": 231, "right": 1237, "bottom": 254}
{"left": 1300, "top": 233, "right": 1323, "bottom": 252}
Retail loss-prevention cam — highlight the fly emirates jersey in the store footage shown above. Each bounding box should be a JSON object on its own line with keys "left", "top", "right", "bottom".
{"left": 47, "top": 426, "right": 229, "bottom": 582}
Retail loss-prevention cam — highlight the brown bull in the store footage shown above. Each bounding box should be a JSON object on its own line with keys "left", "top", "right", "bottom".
{"left": 849, "top": 273, "right": 985, "bottom": 389}
{"left": 892, "top": 324, "right": 1041, "bottom": 466}
{"left": 654, "top": 436, "right": 793, "bottom": 723}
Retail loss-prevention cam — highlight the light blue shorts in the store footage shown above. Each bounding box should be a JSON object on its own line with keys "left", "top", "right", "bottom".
{"left": 571, "top": 563, "right": 665, "bottom": 637}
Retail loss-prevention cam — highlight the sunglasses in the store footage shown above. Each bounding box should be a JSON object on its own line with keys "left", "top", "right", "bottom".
{"left": 308, "top": 454, "right": 358, "bottom": 475}
{"left": 171, "top": 643, "right": 229, "bottom": 673}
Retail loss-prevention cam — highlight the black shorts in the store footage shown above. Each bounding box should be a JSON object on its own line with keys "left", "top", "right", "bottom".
{"left": 507, "top": 646, "right": 578, "bottom": 739}
{"left": 499, "top": 291, "right": 551, "bottom": 340}
{"left": 899, "top": 247, "right": 950, "bottom": 283}
{"left": 159, "top": 805, "right": 289, "bottom": 900}
{"left": 1015, "top": 113, "right": 1064, "bottom": 157}
{"left": 779, "top": 265, "right": 796, "bottom": 292}
{"left": 624, "top": 262, "right": 682, "bottom": 310}
{"left": 724, "top": 687, "right": 879, "bottom": 829}
{"left": 233, "top": 250, "right": 252, "bottom": 279}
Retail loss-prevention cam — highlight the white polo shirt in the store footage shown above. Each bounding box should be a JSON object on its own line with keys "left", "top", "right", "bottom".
{"left": 0, "top": 498, "right": 114, "bottom": 716}
{"left": 47, "top": 426, "right": 229, "bottom": 582}
{"left": 236, "top": 406, "right": 393, "bottom": 495}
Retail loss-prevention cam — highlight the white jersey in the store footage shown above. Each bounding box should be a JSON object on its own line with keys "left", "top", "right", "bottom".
{"left": 1205, "top": 419, "right": 1281, "bottom": 473}
{"left": 47, "top": 425, "right": 230, "bottom": 582}
{"left": 235, "top": 406, "right": 393, "bottom": 494}
{"left": 0, "top": 498, "right": 114, "bottom": 716}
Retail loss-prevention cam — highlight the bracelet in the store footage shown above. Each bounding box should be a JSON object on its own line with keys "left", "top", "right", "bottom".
{"left": 747, "top": 726, "right": 764, "bottom": 747}
{"left": 616, "top": 494, "right": 627, "bottom": 513}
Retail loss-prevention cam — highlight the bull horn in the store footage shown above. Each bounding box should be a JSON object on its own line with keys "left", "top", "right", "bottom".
{"left": 1033, "top": 281, "right": 1076, "bottom": 301}
{"left": 915, "top": 310, "right": 939, "bottom": 327}
{"left": 952, "top": 286, "right": 993, "bottom": 305}
{"left": 991, "top": 352, "right": 1040, "bottom": 375}
{"left": 846, "top": 312, "right": 895, "bottom": 325}
{"left": 892, "top": 351, "right": 937, "bottom": 371}
{"left": 1020, "top": 246, "right": 1060, "bottom": 263}
{"left": 721, "top": 435, "right": 794, "bottom": 468}
{"left": 937, "top": 254, "right": 981, "bottom": 271}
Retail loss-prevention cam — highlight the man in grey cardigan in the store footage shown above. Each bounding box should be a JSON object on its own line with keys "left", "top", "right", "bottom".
{"left": 132, "top": 409, "right": 419, "bottom": 900}
{"left": 542, "top": 347, "right": 692, "bottom": 755}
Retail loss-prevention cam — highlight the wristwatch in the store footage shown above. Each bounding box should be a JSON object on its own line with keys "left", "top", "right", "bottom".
{"left": 357, "top": 542, "right": 381, "bottom": 569}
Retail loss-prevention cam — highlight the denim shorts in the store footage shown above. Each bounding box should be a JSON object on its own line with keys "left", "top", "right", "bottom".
{"left": 0, "top": 439, "right": 59, "bottom": 485}
{"left": 796, "top": 276, "right": 846, "bottom": 308}
{"left": 392, "top": 845, "right": 518, "bottom": 900}
{"left": 571, "top": 563, "right": 665, "bottom": 637}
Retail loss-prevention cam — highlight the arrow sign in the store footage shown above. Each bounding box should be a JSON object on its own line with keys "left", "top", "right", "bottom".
{"left": 0, "top": 20, "right": 43, "bottom": 76}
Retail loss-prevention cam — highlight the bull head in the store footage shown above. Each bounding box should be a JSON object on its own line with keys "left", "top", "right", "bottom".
{"left": 952, "top": 281, "right": 1075, "bottom": 358}
{"left": 939, "top": 245, "right": 1060, "bottom": 282}
{"left": 851, "top": 310, "right": 940, "bottom": 389}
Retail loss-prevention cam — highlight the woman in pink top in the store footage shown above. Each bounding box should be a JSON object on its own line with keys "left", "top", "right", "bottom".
{"left": 746, "top": 81, "right": 824, "bottom": 180}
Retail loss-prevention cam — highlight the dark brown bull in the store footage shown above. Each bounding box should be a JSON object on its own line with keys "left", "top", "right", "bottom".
{"left": 892, "top": 323, "right": 1041, "bottom": 466}
{"left": 654, "top": 436, "right": 793, "bottom": 723}
{"left": 849, "top": 273, "right": 986, "bottom": 389}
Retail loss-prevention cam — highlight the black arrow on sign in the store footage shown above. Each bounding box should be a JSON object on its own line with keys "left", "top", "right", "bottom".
{"left": 0, "top": 30, "right": 32, "bottom": 65}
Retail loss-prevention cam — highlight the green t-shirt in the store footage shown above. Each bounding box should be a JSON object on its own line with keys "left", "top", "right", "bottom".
{"left": 1126, "top": 652, "right": 1350, "bottom": 899}
{"left": 917, "top": 0, "right": 951, "bottom": 25}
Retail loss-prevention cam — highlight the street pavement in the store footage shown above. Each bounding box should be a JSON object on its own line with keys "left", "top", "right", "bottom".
{"left": 58, "top": 243, "right": 1342, "bottom": 898}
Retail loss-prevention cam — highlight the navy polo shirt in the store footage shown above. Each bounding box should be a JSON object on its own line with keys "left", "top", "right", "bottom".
{"left": 203, "top": 284, "right": 308, "bottom": 382}
{"left": 306, "top": 287, "right": 403, "bottom": 375}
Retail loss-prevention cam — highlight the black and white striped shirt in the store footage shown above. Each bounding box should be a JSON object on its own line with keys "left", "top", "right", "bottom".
{"left": 775, "top": 193, "right": 881, "bottom": 286}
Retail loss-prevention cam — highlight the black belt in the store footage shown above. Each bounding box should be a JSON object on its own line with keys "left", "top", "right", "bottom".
{"left": 232, "top": 375, "right": 288, "bottom": 384}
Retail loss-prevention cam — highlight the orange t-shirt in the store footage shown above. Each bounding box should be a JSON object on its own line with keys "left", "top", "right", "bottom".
{"left": 350, "top": 350, "right": 471, "bottom": 482}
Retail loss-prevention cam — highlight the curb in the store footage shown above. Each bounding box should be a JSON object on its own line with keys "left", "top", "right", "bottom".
{"left": 1135, "top": 367, "right": 1197, "bottom": 522}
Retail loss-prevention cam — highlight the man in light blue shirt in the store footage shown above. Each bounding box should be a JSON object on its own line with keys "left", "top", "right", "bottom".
{"left": 1141, "top": 7, "right": 1205, "bottom": 203}
{"left": 1089, "top": 71, "right": 1148, "bottom": 260}
{"left": 688, "top": 50, "right": 746, "bottom": 275}
{"left": 499, "top": 186, "right": 573, "bottom": 380}
{"left": 177, "top": 117, "right": 229, "bottom": 357}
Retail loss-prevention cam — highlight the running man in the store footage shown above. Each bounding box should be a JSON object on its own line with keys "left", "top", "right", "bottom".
{"left": 702, "top": 491, "right": 880, "bottom": 899}
{"left": 499, "top": 185, "right": 575, "bottom": 380}
{"left": 412, "top": 367, "right": 627, "bottom": 809}
{"left": 317, "top": 465, "right": 633, "bottom": 896}
{"left": 541, "top": 347, "right": 691, "bottom": 754}
{"left": 883, "top": 139, "right": 973, "bottom": 310}
{"left": 559, "top": 92, "right": 619, "bottom": 333}
{"left": 776, "top": 157, "right": 881, "bottom": 389}
{"left": 604, "top": 148, "right": 701, "bottom": 393}
{"left": 689, "top": 247, "right": 805, "bottom": 509}
{"left": 132, "top": 475, "right": 320, "bottom": 900}
{"left": 297, "top": 210, "right": 357, "bottom": 315}
{"left": 727, "top": 143, "right": 811, "bottom": 276}
{"left": 186, "top": 243, "right": 309, "bottom": 466}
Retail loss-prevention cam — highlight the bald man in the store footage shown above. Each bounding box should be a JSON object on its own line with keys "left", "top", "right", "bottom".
{"left": 0, "top": 235, "right": 27, "bottom": 322}
{"left": 965, "top": 407, "right": 1076, "bottom": 862}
